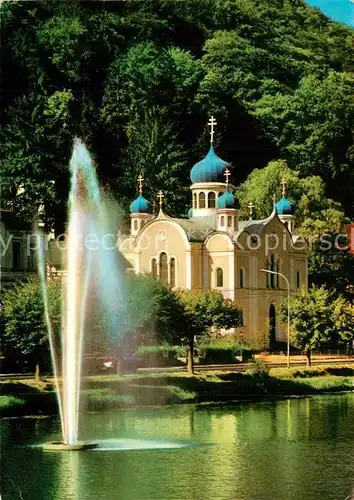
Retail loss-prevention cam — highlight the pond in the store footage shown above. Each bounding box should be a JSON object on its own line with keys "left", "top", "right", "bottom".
{"left": 2, "top": 394, "right": 354, "bottom": 500}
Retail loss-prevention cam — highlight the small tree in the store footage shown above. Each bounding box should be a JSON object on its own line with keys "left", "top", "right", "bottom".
{"left": 280, "top": 286, "right": 337, "bottom": 366}
{"left": 2, "top": 277, "right": 62, "bottom": 377}
{"left": 111, "top": 274, "right": 186, "bottom": 371}
{"left": 332, "top": 295, "right": 354, "bottom": 347}
{"left": 177, "top": 290, "right": 242, "bottom": 374}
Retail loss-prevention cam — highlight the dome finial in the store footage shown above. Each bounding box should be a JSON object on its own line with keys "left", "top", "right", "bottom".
{"left": 137, "top": 173, "right": 144, "bottom": 194}
{"left": 248, "top": 201, "right": 254, "bottom": 220}
{"left": 281, "top": 175, "right": 287, "bottom": 196}
{"left": 208, "top": 115, "right": 217, "bottom": 145}
{"left": 157, "top": 189, "right": 164, "bottom": 208}
{"left": 224, "top": 168, "right": 231, "bottom": 189}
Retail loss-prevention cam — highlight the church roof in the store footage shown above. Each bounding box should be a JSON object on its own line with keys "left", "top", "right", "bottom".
{"left": 173, "top": 217, "right": 216, "bottom": 242}
{"left": 190, "top": 146, "right": 230, "bottom": 184}
{"left": 130, "top": 194, "right": 153, "bottom": 214}
{"left": 275, "top": 195, "right": 295, "bottom": 215}
{"left": 216, "top": 190, "right": 239, "bottom": 209}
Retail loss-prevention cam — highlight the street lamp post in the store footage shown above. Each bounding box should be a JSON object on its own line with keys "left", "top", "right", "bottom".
{"left": 260, "top": 269, "right": 291, "bottom": 369}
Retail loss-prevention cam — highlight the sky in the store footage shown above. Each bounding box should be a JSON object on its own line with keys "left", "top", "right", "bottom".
{"left": 306, "top": 0, "right": 354, "bottom": 27}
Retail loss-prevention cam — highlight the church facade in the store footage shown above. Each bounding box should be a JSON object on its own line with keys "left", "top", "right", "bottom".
{"left": 119, "top": 118, "right": 308, "bottom": 347}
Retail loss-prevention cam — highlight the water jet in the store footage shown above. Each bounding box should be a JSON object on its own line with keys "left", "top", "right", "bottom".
{"left": 39, "top": 137, "right": 125, "bottom": 451}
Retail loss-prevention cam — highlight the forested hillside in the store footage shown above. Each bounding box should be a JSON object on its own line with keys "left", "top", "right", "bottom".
{"left": 2, "top": 0, "right": 353, "bottom": 232}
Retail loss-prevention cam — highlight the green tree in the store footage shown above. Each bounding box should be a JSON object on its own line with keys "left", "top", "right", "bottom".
{"left": 281, "top": 286, "right": 337, "bottom": 366}
{"left": 250, "top": 71, "right": 354, "bottom": 214}
{"left": 122, "top": 274, "right": 186, "bottom": 347}
{"left": 332, "top": 296, "right": 354, "bottom": 346}
{"left": 118, "top": 108, "right": 188, "bottom": 216}
{"left": 178, "top": 289, "right": 242, "bottom": 374}
{"left": 308, "top": 234, "right": 354, "bottom": 296}
{"left": 2, "top": 278, "right": 62, "bottom": 377}
{"left": 236, "top": 159, "right": 346, "bottom": 234}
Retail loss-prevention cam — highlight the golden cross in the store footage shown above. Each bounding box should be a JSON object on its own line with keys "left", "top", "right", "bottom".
{"left": 157, "top": 190, "right": 164, "bottom": 208}
{"left": 224, "top": 168, "right": 231, "bottom": 187}
{"left": 248, "top": 201, "right": 254, "bottom": 217}
{"left": 208, "top": 115, "right": 217, "bottom": 144}
{"left": 137, "top": 174, "right": 144, "bottom": 194}
{"left": 281, "top": 175, "right": 287, "bottom": 196}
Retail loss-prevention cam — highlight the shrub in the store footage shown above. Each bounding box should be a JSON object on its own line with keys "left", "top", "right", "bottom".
{"left": 135, "top": 344, "right": 184, "bottom": 367}
{"left": 198, "top": 341, "right": 237, "bottom": 364}
{"left": 245, "top": 360, "right": 270, "bottom": 378}
{"left": 0, "top": 395, "right": 25, "bottom": 410}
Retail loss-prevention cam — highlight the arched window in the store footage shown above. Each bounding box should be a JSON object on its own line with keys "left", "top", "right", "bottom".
{"left": 216, "top": 267, "right": 223, "bottom": 287}
{"left": 227, "top": 216, "right": 232, "bottom": 227}
{"left": 220, "top": 216, "right": 225, "bottom": 227}
{"left": 134, "top": 220, "right": 139, "bottom": 231}
{"left": 193, "top": 192, "right": 197, "bottom": 208}
{"left": 240, "top": 268, "right": 244, "bottom": 288}
{"left": 170, "top": 258, "right": 176, "bottom": 287}
{"left": 151, "top": 258, "right": 157, "bottom": 278}
{"left": 269, "top": 254, "right": 275, "bottom": 289}
{"left": 296, "top": 271, "right": 301, "bottom": 288}
{"left": 208, "top": 192, "right": 216, "bottom": 208}
{"left": 199, "top": 192, "right": 206, "bottom": 209}
{"left": 159, "top": 252, "right": 168, "bottom": 284}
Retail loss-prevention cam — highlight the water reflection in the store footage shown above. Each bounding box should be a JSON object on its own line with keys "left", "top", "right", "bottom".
{"left": 2, "top": 395, "right": 354, "bottom": 500}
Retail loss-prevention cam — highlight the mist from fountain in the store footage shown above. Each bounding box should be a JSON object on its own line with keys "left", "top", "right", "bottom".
{"left": 39, "top": 138, "right": 125, "bottom": 447}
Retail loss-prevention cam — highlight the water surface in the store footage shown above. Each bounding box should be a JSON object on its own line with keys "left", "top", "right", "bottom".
{"left": 2, "top": 394, "right": 354, "bottom": 500}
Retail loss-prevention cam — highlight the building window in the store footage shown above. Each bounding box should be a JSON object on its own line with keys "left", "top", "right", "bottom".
{"left": 170, "top": 258, "right": 176, "bottom": 287}
{"left": 193, "top": 192, "right": 197, "bottom": 209}
{"left": 269, "top": 254, "right": 276, "bottom": 289}
{"left": 296, "top": 271, "right": 301, "bottom": 288}
{"left": 151, "top": 258, "right": 157, "bottom": 278}
{"left": 12, "top": 240, "right": 21, "bottom": 269}
{"left": 159, "top": 252, "right": 168, "bottom": 284}
{"left": 220, "top": 216, "right": 225, "bottom": 227}
{"left": 240, "top": 268, "right": 244, "bottom": 288}
{"left": 27, "top": 250, "right": 35, "bottom": 270}
{"left": 227, "top": 216, "right": 232, "bottom": 227}
{"left": 134, "top": 219, "right": 139, "bottom": 231}
{"left": 240, "top": 309, "right": 244, "bottom": 327}
{"left": 199, "top": 192, "right": 206, "bottom": 209}
{"left": 216, "top": 267, "right": 223, "bottom": 287}
{"left": 208, "top": 192, "right": 216, "bottom": 208}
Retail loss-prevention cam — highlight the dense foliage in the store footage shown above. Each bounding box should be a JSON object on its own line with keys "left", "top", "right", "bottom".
{"left": 2, "top": 0, "right": 353, "bottom": 233}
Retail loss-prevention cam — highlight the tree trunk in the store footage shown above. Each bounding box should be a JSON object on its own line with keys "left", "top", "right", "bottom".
{"left": 305, "top": 349, "right": 312, "bottom": 367}
{"left": 35, "top": 363, "right": 40, "bottom": 381}
{"left": 187, "top": 338, "right": 194, "bottom": 375}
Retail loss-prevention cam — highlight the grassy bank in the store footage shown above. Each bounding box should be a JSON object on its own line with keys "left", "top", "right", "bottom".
{"left": 1, "top": 365, "right": 354, "bottom": 417}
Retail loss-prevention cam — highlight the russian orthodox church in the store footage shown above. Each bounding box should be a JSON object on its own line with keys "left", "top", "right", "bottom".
{"left": 119, "top": 117, "right": 308, "bottom": 346}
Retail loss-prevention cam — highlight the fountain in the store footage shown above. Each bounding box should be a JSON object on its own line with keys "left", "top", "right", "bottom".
{"left": 40, "top": 138, "right": 124, "bottom": 451}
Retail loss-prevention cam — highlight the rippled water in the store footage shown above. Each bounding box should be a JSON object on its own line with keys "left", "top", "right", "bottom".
{"left": 2, "top": 394, "right": 354, "bottom": 500}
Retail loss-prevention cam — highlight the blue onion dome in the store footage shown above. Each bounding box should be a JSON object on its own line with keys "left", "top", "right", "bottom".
{"left": 190, "top": 146, "right": 230, "bottom": 183}
{"left": 217, "top": 190, "right": 239, "bottom": 209}
{"left": 275, "top": 195, "right": 295, "bottom": 215}
{"left": 188, "top": 207, "right": 194, "bottom": 218}
{"left": 130, "top": 194, "right": 152, "bottom": 214}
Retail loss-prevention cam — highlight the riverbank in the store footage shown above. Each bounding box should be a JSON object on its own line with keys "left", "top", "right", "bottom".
{"left": 1, "top": 364, "right": 354, "bottom": 417}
